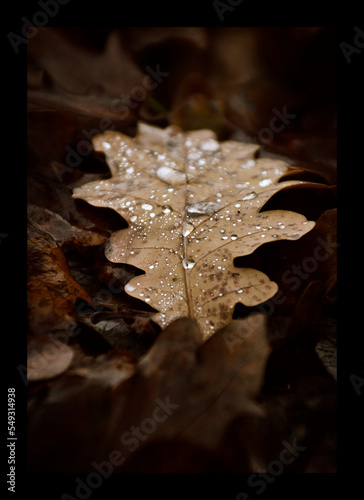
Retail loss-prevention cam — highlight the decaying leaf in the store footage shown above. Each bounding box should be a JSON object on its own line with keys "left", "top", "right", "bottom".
{"left": 73, "top": 123, "right": 318, "bottom": 337}
{"left": 27, "top": 336, "right": 74, "bottom": 381}
{"left": 27, "top": 203, "right": 107, "bottom": 248}
{"left": 69, "top": 350, "right": 137, "bottom": 388}
{"left": 27, "top": 218, "right": 94, "bottom": 335}
{"left": 28, "top": 314, "right": 272, "bottom": 472}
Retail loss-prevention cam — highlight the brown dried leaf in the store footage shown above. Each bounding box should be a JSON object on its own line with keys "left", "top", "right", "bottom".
{"left": 27, "top": 337, "right": 74, "bottom": 381}
{"left": 113, "top": 313, "right": 271, "bottom": 471}
{"left": 27, "top": 218, "right": 94, "bottom": 335}
{"left": 69, "top": 350, "right": 137, "bottom": 388}
{"left": 28, "top": 314, "right": 271, "bottom": 472}
{"left": 73, "top": 123, "right": 317, "bottom": 337}
{"left": 27, "top": 204, "right": 107, "bottom": 248}
{"left": 28, "top": 28, "right": 145, "bottom": 115}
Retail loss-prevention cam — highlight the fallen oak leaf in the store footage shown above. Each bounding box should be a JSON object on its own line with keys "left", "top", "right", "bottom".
{"left": 27, "top": 314, "right": 270, "bottom": 472}
{"left": 106, "top": 313, "right": 271, "bottom": 470}
{"left": 105, "top": 313, "right": 271, "bottom": 472}
{"left": 28, "top": 28, "right": 146, "bottom": 109}
{"left": 176, "top": 314, "right": 271, "bottom": 449}
{"left": 73, "top": 123, "right": 318, "bottom": 337}
{"left": 27, "top": 218, "right": 94, "bottom": 335}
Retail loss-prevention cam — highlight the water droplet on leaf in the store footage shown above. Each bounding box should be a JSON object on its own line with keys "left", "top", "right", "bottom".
{"left": 200, "top": 138, "right": 220, "bottom": 152}
{"left": 162, "top": 205, "right": 172, "bottom": 214}
{"left": 242, "top": 191, "right": 257, "bottom": 201}
{"left": 156, "top": 165, "right": 186, "bottom": 185}
{"left": 182, "top": 258, "right": 196, "bottom": 269}
{"left": 182, "top": 222, "right": 194, "bottom": 237}
{"left": 142, "top": 203, "right": 153, "bottom": 211}
{"left": 259, "top": 178, "right": 273, "bottom": 187}
{"left": 186, "top": 201, "right": 223, "bottom": 217}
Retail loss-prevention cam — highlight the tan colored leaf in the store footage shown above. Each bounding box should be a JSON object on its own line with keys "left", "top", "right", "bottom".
{"left": 27, "top": 337, "right": 74, "bottom": 382}
{"left": 73, "top": 123, "right": 316, "bottom": 337}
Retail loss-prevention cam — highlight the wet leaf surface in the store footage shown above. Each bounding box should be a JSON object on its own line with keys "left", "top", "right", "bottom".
{"left": 73, "top": 123, "right": 320, "bottom": 337}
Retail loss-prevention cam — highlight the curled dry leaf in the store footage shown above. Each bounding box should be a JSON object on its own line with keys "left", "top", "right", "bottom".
{"left": 73, "top": 123, "right": 318, "bottom": 337}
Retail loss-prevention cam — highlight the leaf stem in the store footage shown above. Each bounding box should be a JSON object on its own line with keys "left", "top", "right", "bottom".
{"left": 182, "top": 141, "right": 195, "bottom": 320}
{"left": 182, "top": 229, "right": 195, "bottom": 320}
